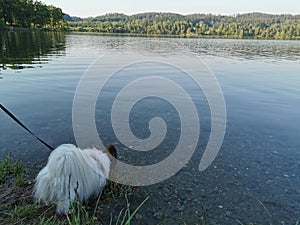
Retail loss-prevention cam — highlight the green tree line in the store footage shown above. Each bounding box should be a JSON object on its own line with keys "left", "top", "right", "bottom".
{"left": 0, "top": 0, "right": 67, "bottom": 30}
{"left": 67, "top": 12, "right": 300, "bottom": 39}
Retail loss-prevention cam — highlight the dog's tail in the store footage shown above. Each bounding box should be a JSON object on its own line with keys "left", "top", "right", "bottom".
{"left": 33, "top": 144, "right": 83, "bottom": 213}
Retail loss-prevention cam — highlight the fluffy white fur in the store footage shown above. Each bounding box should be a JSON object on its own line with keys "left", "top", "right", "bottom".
{"left": 34, "top": 144, "right": 111, "bottom": 214}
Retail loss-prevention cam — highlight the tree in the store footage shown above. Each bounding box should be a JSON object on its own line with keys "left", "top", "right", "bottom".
{"left": 49, "top": 6, "right": 63, "bottom": 29}
{"left": 0, "top": 0, "right": 18, "bottom": 26}
{"left": 13, "top": 0, "right": 33, "bottom": 27}
{"left": 0, "top": 0, "right": 66, "bottom": 30}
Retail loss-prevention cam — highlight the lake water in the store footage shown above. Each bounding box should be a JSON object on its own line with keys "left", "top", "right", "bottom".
{"left": 0, "top": 31, "right": 300, "bottom": 224}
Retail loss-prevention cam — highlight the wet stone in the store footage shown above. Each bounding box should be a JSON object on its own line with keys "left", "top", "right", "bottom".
{"left": 153, "top": 211, "right": 163, "bottom": 220}
{"left": 177, "top": 205, "right": 184, "bottom": 211}
{"left": 225, "top": 211, "right": 232, "bottom": 217}
{"left": 135, "top": 213, "right": 143, "bottom": 220}
{"left": 178, "top": 192, "right": 186, "bottom": 201}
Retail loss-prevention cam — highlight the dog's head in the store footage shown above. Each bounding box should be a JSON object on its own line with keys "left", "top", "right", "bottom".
{"left": 101, "top": 144, "right": 117, "bottom": 169}
{"left": 91, "top": 144, "right": 117, "bottom": 168}
{"left": 105, "top": 144, "right": 117, "bottom": 159}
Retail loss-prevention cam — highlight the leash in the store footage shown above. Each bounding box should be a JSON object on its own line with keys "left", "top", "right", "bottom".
{"left": 0, "top": 104, "right": 54, "bottom": 151}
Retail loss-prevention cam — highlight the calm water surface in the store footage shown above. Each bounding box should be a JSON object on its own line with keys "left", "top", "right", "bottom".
{"left": 0, "top": 32, "right": 300, "bottom": 224}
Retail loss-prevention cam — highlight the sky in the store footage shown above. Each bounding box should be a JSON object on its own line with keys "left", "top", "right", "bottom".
{"left": 42, "top": 0, "right": 300, "bottom": 18}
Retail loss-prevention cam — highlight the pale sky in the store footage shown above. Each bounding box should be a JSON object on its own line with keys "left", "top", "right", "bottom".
{"left": 41, "top": 0, "right": 300, "bottom": 18}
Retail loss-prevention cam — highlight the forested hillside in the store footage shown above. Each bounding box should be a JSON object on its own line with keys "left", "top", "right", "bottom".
{"left": 2, "top": 1, "right": 300, "bottom": 40}
{"left": 68, "top": 12, "right": 300, "bottom": 39}
{"left": 0, "top": 0, "right": 67, "bottom": 30}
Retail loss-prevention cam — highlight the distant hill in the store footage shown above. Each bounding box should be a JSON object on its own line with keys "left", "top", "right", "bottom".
{"left": 63, "top": 14, "right": 83, "bottom": 22}
{"left": 66, "top": 12, "right": 300, "bottom": 39}
{"left": 65, "top": 12, "right": 300, "bottom": 24}
{"left": 75, "top": 12, "right": 300, "bottom": 22}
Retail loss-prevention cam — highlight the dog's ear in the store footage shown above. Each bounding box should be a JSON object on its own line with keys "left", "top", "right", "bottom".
{"left": 103, "top": 144, "right": 117, "bottom": 159}
{"left": 103, "top": 144, "right": 117, "bottom": 170}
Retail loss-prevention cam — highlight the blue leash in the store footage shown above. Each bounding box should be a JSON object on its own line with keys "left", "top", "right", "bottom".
{"left": 0, "top": 104, "right": 54, "bottom": 151}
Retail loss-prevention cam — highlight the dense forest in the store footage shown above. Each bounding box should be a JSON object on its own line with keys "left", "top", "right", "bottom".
{"left": 0, "top": 0, "right": 67, "bottom": 30}
{"left": 67, "top": 12, "right": 300, "bottom": 39}
{"left": 1, "top": 0, "right": 300, "bottom": 40}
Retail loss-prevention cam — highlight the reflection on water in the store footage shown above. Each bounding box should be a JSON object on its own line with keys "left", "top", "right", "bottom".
{"left": 1, "top": 32, "right": 300, "bottom": 72}
{"left": 82, "top": 35, "right": 300, "bottom": 61}
{"left": 62, "top": 33, "right": 300, "bottom": 61}
{"left": 0, "top": 31, "right": 66, "bottom": 71}
{"left": 182, "top": 38, "right": 300, "bottom": 61}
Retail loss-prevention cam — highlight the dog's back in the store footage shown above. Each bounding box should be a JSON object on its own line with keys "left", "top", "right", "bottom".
{"left": 34, "top": 144, "right": 111, "bottom": 214}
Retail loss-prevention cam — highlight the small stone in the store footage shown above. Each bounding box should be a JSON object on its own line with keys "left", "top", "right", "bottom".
{"left": 163, "top": 188, "right": 169, "bottom": 193}
{"left": 177, "top": 206, "right": 184, "bottom": 211}
{"left": 186, "top": 188, "right": 193, "bottom": 194}
{"left": 225, "top": 211, "right": 232, "bottom": 216}
{"left": 153, "top": 212, "right": 163, "bottom": 220}
{"left": 135, "top": 213, "right": 143, "bottom": 220}
{"left": 178, "top": 192, "right": 185, "bottom": 201}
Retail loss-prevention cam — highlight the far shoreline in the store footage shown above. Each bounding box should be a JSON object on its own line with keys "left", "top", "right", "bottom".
{"left": 2, "top": 28, "right": 300, "bottom": 41}
{"left": 68, "top": 30, "right": 300, "bottom": 41}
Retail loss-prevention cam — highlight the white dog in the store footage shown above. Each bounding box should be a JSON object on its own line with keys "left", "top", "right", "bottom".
{"left": 34, "top": 143, "right": 117, "bottom": 214}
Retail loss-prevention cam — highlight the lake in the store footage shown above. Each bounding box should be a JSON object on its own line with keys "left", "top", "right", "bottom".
{"left": 0, "top": 31, "right": 299, "bottom": 224}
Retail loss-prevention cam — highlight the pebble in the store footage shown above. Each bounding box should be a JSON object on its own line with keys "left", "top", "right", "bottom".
{"left": 135, "top": 213, "right": 143, "bottom": 220}
{"left": 186, "top": 188, "right": 193, "bottom": 193}
{"left": 178, "top": 192, "right": 186, "bottom": 201}
{"left": 153, "top": 212, "right": 163, "bottom": 220}
{"left": 225, "top": 211, "right": 232, "bottom": 217}
{"left": 266, "top": 179, "right": 272, "bottom": 184}
{"left": 177, "top": 205, "right": 184, "bottom": 211}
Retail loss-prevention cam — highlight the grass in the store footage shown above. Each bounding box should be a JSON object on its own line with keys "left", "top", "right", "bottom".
{"left": 0, "top": 154, "right": 27, "bottom": 185}
{"left": 0, "top": 154, "right": 148, "bottom": 225}
{"left": 64, "top": 190, "right": 149, "bottom": 225}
